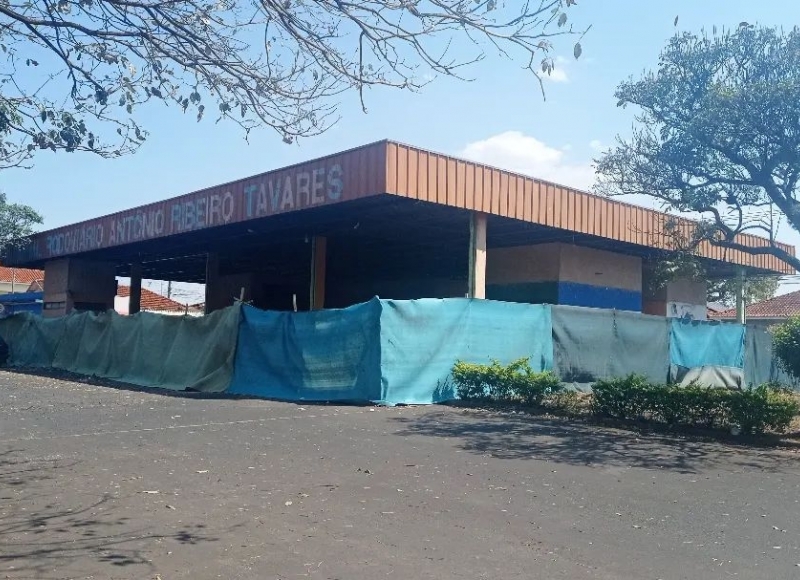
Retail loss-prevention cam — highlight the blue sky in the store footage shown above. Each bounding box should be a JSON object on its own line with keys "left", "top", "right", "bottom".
{"left": 4, "top": 0, "right": 800, "bottom": 298}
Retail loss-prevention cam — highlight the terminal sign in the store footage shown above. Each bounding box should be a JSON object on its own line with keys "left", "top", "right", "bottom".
{"left": 40, "top": 163, "right": 346, "bottom": 259}
{"left": 243, "top": 164, "right": 343, "bottom": 220}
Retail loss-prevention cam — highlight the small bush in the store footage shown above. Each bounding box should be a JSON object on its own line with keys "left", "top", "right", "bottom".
{"left": 654, "top": 384, "right": 731, "bottom": 428}
{"left": 728, "top": 383, "right": 799, "bottom": 434}
{"left": 591, "top": 375, "right": 653, "bottom": 420}
{"left": 451, "top": 358, "right": 563, "bottom": 405}
{"left": 516, "top": 370, "right": 563, "bottom": 406}
{"left": 591, "top": 374, "right": 799, "bottom": 434}
{"left": 772, "top": 317, "right": 800, "bottom": 381}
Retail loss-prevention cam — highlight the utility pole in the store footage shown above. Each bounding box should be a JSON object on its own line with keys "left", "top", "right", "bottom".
{"left": 735, "top": 267, "right": 747, "bottom": 325}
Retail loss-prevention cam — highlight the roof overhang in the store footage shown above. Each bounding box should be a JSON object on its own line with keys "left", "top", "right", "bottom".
{"left": 8, "top": 140, "right": 795, "bottom": 278}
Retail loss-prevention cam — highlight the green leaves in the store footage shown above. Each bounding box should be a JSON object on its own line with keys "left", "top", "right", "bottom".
{"left": 452, "top": 358, "right": 563, "bottom": 405}
{"left": 0, "top": 191, "right": 42, "bottom": 252}
{"left": 772, "top": 317, "right": 800, "bottom": 381}
{"left": 594, "top": 25, "right": 800, "bottom": 273}
{"left": 592, "top": 375, "right": 799, "bottom": 434}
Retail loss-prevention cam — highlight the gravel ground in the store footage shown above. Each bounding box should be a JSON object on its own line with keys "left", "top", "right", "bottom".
{"left": 2, "top": 370, "right": 800, "bottom": 580}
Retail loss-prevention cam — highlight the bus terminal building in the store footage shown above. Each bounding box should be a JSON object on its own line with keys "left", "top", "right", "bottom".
{"left": 8, "top": 140, "right": 795, "bottom": 318}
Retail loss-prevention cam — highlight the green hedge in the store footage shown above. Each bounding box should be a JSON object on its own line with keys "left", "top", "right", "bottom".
{"left": 451, "top": 361, "right": 799, "bottom": 435}
{"left": 452, "top": 358, "right": 563, "bottom": 405}
{"left": 592, "top": 375, "right": 799, "bottom": 434}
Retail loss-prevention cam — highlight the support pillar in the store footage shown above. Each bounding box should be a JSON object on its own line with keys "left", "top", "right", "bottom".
{"left": 468, "top": 212, "right": 487, "bottom": 299}
{"left": 736, "top": 267, "right": 747, "bottom": 324}
{"left": 129, "top": 262, "right": 142, "bottom": 315}
{"left": 309, "top": 236, "right": 327, "bottom": 310}
{"left": 204, "top": 251, "right": 220, "bottom": 315}
{"left": 42, "top": 258, "right": 115, "bottom": 317}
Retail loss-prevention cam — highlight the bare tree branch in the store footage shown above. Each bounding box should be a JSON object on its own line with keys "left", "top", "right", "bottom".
{"left": 0, "top": 0, "right": 586, "bottom": 167}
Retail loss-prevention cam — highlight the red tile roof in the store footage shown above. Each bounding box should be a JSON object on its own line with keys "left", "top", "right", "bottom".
{"left": 710, "top": 290, "right": 800, "bottom": 320}
{"left": 117, "top": 285, "right": 188, "bottom": 313}
{"left": 0, "top": 266, "right": 44, "bottom": 285}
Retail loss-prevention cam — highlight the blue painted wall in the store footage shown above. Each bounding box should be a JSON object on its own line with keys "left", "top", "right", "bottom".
{"left": 486, "top": 281, "right": 641, "bottom": 311}
{"left": 558, "top": 282, "right": 641, "bottom": 312}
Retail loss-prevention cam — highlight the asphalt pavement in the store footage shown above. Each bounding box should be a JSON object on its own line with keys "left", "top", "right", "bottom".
{"left": 2, "top": 370, "right": 800, "bottom": 580}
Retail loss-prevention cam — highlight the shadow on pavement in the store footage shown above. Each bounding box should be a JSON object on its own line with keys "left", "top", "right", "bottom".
{"left": 390, "top": 409, "right": 797, "bottom": 474}
{"left": 1, "top": 366, "right": 368, "bottom": 407}
{"left": 0, "top": 449, "right": 220, "bottom": 580}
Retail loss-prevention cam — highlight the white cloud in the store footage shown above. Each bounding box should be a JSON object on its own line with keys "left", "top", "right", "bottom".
{"left": 589, "top": 139, "right": 605, "bottom": 152}
{"left": 460, "top": 131, "right": 596, "bottom": 191}
{"left": 545, "top": 67, "right": 569, "bottom": 83}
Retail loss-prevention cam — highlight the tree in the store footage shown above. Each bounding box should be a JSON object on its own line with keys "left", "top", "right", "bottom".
{"left": 0, "top": 0, "right": 585, "bottom": 168}
{"left": 772, "top": 317, "right": 800, "bottom": 381}
{"left": 708, "top": 277, "right": 778, "bottom": 307}
{"left": 0, "top": 192, "right": 41, "bottom": 251}
{"left": 643, "top": 244, "right": 779, "bottom": 306}
{"left": 595, "top": 25, "right": 800, "bottom": 272}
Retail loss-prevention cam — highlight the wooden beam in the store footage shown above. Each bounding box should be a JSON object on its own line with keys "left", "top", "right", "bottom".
{"left": 468, "top": 212, "right": 487, "bottom": 299}
{"left": 310, "top": 236, "right": 327, "bottom": 310}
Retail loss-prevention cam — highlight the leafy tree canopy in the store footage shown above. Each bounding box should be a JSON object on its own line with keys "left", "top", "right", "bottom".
{"left": 644, "top": 244, "right": 779, "bottom": 307}
{"left": 0, "top": 192, "right": 41, "bottom": 252}
{"left": 595, "top": 25, "right": 800, "bottom": 272}
{"left": 708, "top": 277, "right": 779, "bottom": 307}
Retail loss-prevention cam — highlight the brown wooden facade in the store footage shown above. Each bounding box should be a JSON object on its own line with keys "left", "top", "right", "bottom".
{"left": 10, "top": 140, "right": 795, "bottom": 275}
{"left": 384, "top": 142, "right": 794, "bottom": 275}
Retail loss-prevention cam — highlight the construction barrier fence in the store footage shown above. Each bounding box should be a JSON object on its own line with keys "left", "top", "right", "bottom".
{"left": 0, "top": 298, "right": 792, "bottom": 404}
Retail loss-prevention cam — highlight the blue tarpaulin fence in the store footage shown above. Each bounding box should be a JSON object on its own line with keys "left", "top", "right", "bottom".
{"left": 669, "top": 319, "right": 745, "bottom": 369}
{"left": 378, "top": 298, "right": 552, "bottom": 404}
{"left": 229, "top": 299, "right": 382, "bottom": 401}
{"left": 230, "top": 298, "right": 553, "bottom": 404}
{"left": 0, "top": 297, "right": 789, "bottom": 403}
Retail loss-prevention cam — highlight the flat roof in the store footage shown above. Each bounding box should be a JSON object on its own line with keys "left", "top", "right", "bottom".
{"left": 9, "top": 140, "right": 795, "bottom": 276}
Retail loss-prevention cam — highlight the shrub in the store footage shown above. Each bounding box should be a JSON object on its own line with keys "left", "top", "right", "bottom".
{"left": 772, "top": 317, "right": 800, "bottom": 380}
{"left": 728, "top": 383, "right": 799, "bottom": 434}
{"left": 517, "top": 370, "right": 563, "bottom": 406}
{"left": 451, "top": 358, "right": 563, "bottom": 405}
{"left": 654, "top": 384, "right": 731, "bottom": 428}
{"left": 452, "top": 360, "right": 494, "bottom": 401}
{"left": 591, "top": 374, "right": 800, "bottom": 434}
{"left": 591, "top": 375, "right": 653, "bottom": 420}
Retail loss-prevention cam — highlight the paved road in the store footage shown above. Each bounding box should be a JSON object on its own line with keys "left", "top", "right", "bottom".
{"left": 1, "top": 371, "right": 800, "bottom": 579}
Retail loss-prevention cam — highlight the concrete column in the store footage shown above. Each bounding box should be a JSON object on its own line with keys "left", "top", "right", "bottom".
{"left": 129, "top": 262, "right": 142, "bottom": 315}
{"left": 736, "top": 267, "right": 747, "bottom": 324}
{"left": 204, "top": 251, "right": 220, "bottom": 315}
{"left": 468, "top": 212, "right": 487, "bottom": 299}
{"left": 42, "top": 258, "right": 115, "bottom": 317}
{"left": 309, "top": 236, "right": 327, "bottom": 310}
